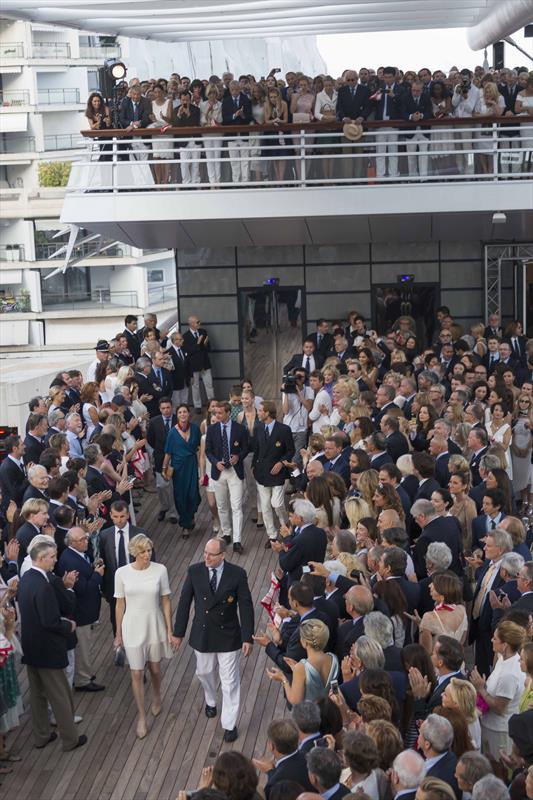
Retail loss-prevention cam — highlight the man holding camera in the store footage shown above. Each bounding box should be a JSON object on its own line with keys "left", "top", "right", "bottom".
{"left": 281, "top": 368, "right": 313, "bottom": 470}
{"left": 452, "top": 68, "right": 480, "bottom": 174}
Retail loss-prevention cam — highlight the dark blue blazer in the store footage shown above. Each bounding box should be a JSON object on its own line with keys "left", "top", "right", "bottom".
{"left": 401, "top": 92, "right": 433, "bottom": 135}
{"left": 23, "top": 434, "right": 45, "bottom": 466}
{"left": 426, "top": 751, "right": 460, "bottom": 800}
{"left": 279, "top": 524, "right": 327, "bottom": 587}
{"left": 264, "top": 750, "right": 313, "bottom": 799}
{"left": 401, "top": 474, "right": 419, "bottom": 503}
{"left": 385, "top": 431, "right": 409, "bottom": 462}
{"left": 413, "top": 516, "right": 463, "bottom": 579}
{"left": 57, "top": 547, "right": 102, "bottom": 626}
{"left": 472, "top": 513, "right": 506, "bottom": 551}
{"left": 336, "top": 615, "right": 365, "bottom": 659}
{"left": 0, "top": 456, "right": 27, "bottom": 506}
{"left": 341, "top": 669, "right": 406, "bottom": 712}
{"left": 265, "top": 608, "right": 331, "bottom": 675}
{"left": 369, "top": 451, "right": 393, "bottom": 471}
{"left": 205, "top": 420, "right": 248, "bottom": 481}
{"left": 372, "top": 83, "right": 405, "bottom": 121}
{"left": 336, "top": 83, "right": 370, "bottom": 121}
{"left": 434, "top": 452, "right": 451, "bottom": 488}
{"left": 18, "top": 568, "right": 72, "bottom": 669}
{"left": 325, "top": 452, "right": 351, "bottom": 486}
{"left": 390, "top": 575, "right": 420, "bottom": 614}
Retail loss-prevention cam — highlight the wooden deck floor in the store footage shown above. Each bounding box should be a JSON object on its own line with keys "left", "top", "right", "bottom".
{"left": 3, "top": 491, "right": 288, "bottom": 800}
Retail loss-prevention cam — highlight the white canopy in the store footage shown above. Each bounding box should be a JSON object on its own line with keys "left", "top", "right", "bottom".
{"left": 3, "top": 0, "right": 531, "bottom": 46}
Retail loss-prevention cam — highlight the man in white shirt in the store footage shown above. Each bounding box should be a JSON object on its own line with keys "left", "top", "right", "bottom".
{"left": 65, "top": 412, "right": 84, "bottom": 457}
{"left": 452, "top": 69, "right": 480, "bottom": 173}
{"left": 308, "top": 370, "right": 332, "bottom": 434}
{"left": 281, "top": 368, "right": 313, "bottom": 468}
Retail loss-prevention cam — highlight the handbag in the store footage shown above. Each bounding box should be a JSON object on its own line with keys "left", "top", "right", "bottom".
{"left": 292, "top": 112, "right": 311, "bottom": 124}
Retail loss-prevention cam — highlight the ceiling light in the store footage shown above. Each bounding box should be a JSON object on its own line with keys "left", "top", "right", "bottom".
{"left": 492, "top": 212, "right": 507, "bottom": 224}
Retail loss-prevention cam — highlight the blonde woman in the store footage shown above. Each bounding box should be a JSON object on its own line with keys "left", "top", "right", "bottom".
{"left": 442, "top": 677, "right": 481, "bottom": 750}
{"left": 512, "top": 394, "right": 533, "bottom": 503}
{"left": 470, "top": 322, "right": 487, "bottom": 358}
{"left": 358, "top": 469, "right": 379, "bottom": 517}
{"left": 114, "top": 534, "right": 174, "bottom": 739}
{"left": 266, "top": 619, "right": 338, "bottom": 703}
{"left": 344, "top": 496, "right": 371, "bottom": 534}
{"left": 200, "top": 83, "right": 223, "bottom": 185}
{"left": 473, "top": 81, "right": 504, "bottom": 174}
{"left": 264, "top": 86, "right": 288, "bottom": 182}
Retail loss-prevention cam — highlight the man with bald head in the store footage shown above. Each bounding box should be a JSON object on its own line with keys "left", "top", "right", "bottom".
{"left": 182, "top": 315, "right": 214, "bottom": 413}
{"left": 336, "top": 584, "right": 374, "bottom": 659}
{"left": 336, "top": 69, "right": 370, "bottom": 180}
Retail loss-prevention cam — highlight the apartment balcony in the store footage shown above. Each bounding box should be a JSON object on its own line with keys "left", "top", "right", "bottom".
{"left": 0, "top": 245, "right": 25, "bottom": 262}
{"left": 31, "top": 41, "right": 71, "bottom": 59}
{"left": 35, "top": 242, "right": 128, "bottom": 260}
{"left": 0, "top": 90, "right": 31, "bottom": 107}
{"left": 60, "top": 117, "right": 533, "bottom": 250}
{"left": 41, "top": 288, "right": 139, "bottom": 310}
{"left": 0, "top": 135, "right": 36, "bottom": 155}
{"left": 43, "top": 133, "right": 83, "bottom": 151}
{"left": 78, "top": 45, "right": 121, "bottom": 59}
{"left": 37, "top": 88, "right": 81, "bottom": 107}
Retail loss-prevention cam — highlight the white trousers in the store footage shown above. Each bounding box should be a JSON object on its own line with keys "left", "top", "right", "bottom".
{"left": 203, "top": 137, "right": 223, "bottom": 184}
{"left": 213, "top": 467, "right": 244, "bottom": 542}
{"left": 256, "top": 482, "right": 288, "bottom": 540}
{"left": 171, "top": 387, "right": 189, "bottom": 410}
{"left": 191, "top": 368, "right": 214, "bottom": 409}
{"left": 194, "top": 649, "right": 241, "bottom": 730}
{"left": 227, "top": 136, "right": 250, "bottom": 183}
{"left": 376, "top": 128, "right": 399, "bottom": 177}
{"left": 406, "top": 133, "right": 429, "bottom": 177}
{"left": 155, "top": 471, "right": 178, "bottom": 515}
{"left": 180, "top": 142, "right": 201, "bottom": 184}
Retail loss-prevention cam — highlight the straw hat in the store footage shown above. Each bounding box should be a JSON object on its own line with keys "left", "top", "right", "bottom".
{"left": 342, "top": 121, "right": 364, "bottom": 141}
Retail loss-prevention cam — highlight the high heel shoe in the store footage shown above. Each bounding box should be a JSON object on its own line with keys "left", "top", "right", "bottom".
{"left": 136, "top": 721, "right": 148, "bottom": 739}
{"left": 151, "top": 702, "right": 162, "bottom": 717}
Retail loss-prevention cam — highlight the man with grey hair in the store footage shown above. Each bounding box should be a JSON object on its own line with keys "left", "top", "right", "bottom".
{"left": 454, "top": 751, "right": 492, "bottom": 797}
{"left": 470, "top": 528, "right": 513, "bottom": 674}
{"left": 23, "top": 463, "right": 49, "bottom": 503}
{"left": 276, "top": 499, "right": 327, "bottom": 593}
{"left": 183, "top": 315, "right": 214, "bottom": 413}
{"left": 221, "top": 79, "right": 252, "bottom": 183}
{"left": 292, "top": 700, "right": 322, "bottom": 753}
{"left": 411, "top": 498, "right": 463, "bottom": 579}
{"left": 469, "top": 452, "right": 501, "bottom": 511}
{"left": 137, "top": 312, "right": 167, "bottom": 345}
{"left": 472, "top": 774, "right": 509, "bottom": 800}
{"left": 45, "top": 408, "right": 66, "bottom": 443}
{"left": 18, "top": 538, "right": 87, "bottom": 752}
{"left": 391, "top": 749, "right": 425, "bottom": 799}
{"left": 337, "top": 584, "right": 374, "bottom": 658}
{"left": 65, "top": 411, "right": 84, "bottom": 457}
{"left": 363, "top": 610, "right": 402, "bottom": 670}
{"left": 340, "top": 636, "right": 396, "bottom": 711}
{"left": 134, "top": 356, "right": 164, "bottom": 418}
{"left": 419, "top": 714, "right": 459, "bottom": 795}
{"left": 418, "top": 541, "right": 455, "bottom": 614}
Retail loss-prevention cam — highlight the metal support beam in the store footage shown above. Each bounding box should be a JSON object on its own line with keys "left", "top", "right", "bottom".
{"left": 484, "top": 242, "right": 533, "bottom": 324}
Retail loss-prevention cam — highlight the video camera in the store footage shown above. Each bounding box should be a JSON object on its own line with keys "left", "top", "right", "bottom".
{"left": 281, "top": 371, "right": 299, "bottom": 394}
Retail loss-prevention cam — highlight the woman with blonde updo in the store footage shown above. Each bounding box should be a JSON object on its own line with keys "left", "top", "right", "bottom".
{"left": 114, "top": 534, "right": 174, "bottom": 739}
{"left": 442, "top": 677, "right": 481, "bottom": 750}
{"left": 266, "top": 618, "right": 338, "bottom": 704}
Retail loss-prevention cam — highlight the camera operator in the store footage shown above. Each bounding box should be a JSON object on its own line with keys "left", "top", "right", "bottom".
{"left": 281, "top": 368, "right": 313, "bottom": 469}
{"left": 452, "top": 68, "right": 480, "bottom": 174}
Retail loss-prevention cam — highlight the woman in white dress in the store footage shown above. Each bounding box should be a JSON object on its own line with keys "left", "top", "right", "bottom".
{"left": 470, "top": 620, "right": 526, "bottom": 758}
{"left": 79, "top": 381, "right": 100, "bottom": 441}
{"left": 473, "top": 81, "right": 504, "bottom": 174}
{"left": 512, "top": 394, "right": 533, "bottom": 503}
{"left": 200, "top": 84, "right": 223, "bottom": 185}
{"left": 249, "top": 83, "right": 266, "bottom": 183}
{"left": 487, "top": 401, "right": 513, "bottom": 479}
{"left": 313, "top": 76, "right": 338, "bottom": 181}
{"left": 515, "top": 73, "right": 533, "bottom": 172}
{"left": 149, "top": 85, "right": 173, "bottom": 185}
{"left": 114, "top": 534, "right": 174, "bottom": 739}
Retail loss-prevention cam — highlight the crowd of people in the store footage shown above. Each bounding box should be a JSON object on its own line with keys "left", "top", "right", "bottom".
{"left": 83, "top": 65, "right": 533, "bottom": 184}
{"left": 0, "top": 299, "right": 533, "bottom": 800}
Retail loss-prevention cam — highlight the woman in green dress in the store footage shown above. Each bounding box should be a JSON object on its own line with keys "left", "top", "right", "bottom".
{"left": 162, "top": 405, "right": 201, "bottom": 540}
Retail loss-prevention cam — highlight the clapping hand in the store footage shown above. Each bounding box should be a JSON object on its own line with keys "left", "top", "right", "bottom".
{"left": 469, "top": 667, "right": 486, "bottom": 692}
{"left": 408, "top": 666, "right": 431, "bottom": 699}
{"left": 252, "top": 755, "right": 275, "bottom": 774}
{"left": 62, "top": 570, "right": 78, "bottom": 589}
{"left": 252, "top": 630, "right": 270, "bottom": 647}
{"left": 341, "top": 655, "right": 355, "bottom": 681}
{"left": 198, "top": 766, "right": 213, "bottom": 789}
{"left": 267, "top": 622, "right": 282, "bottom": 645}
{"left": 266, "top": 666, "right": 284, "bottom": 683}
{"left": 6, "top": 500, "right": 17, "bottom": 523}
{"left": 4, "top": 538, "right": 19, "bottom": 563}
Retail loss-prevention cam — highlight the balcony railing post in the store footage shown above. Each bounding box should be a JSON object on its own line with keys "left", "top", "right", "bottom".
{"left": 112, "top": 136, "right": 118, "bottom": 193}
{"left": 300, "top": 128, "right": 306, "bottom": 186}
{"left": 492, "top": 122, "right": 499, "bottom": 180}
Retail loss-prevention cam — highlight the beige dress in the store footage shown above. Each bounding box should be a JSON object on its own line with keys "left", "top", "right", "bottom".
{"left": 419, "top": 605, "right": 468, "bottom": 648}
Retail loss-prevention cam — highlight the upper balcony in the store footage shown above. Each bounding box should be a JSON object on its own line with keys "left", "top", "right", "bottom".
{"left": 60, "top": 117, "right": 533, "bottom": 250}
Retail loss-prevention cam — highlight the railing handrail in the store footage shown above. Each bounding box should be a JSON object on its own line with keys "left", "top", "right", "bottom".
{"left": 38, "top": 88, "right": 81, "bottom": 102}
{"left": 80, "top": 114, "right": 533, "bottom": 138}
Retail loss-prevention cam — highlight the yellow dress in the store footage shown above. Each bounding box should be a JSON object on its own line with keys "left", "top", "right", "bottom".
{"left": 519, "top": 685, "right": 533, "bottom": 713}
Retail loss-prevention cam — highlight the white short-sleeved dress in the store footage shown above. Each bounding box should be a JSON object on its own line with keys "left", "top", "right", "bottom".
{"left": 480, "top": 652, "right": 525, "bottom": 757}
{"left": 114, "top": 562, "right": 173, "bottom": 669}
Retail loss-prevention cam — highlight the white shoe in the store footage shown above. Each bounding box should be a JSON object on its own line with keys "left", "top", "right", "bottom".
{"left": 51, "top": 714, "right": 83, "bottom": 725}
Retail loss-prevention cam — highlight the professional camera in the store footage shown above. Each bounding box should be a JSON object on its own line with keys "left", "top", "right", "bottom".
{"left": 460, "top": 76, "right": 471, "bottom": 93}
{"left": 281, "top": 372, "right": 299, "bottom": 394}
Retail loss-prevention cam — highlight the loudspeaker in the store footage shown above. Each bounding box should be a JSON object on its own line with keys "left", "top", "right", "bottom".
{"left": 493, "top": 41, "right": 504, "bottom": 70}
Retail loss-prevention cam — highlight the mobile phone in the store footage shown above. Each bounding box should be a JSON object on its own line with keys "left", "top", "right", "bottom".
{"left": 314, "top": 737, "right": 329, "bottom": 748}
{"left": 330, "top": 679, "right": 339, "bottom": 695}
{"left": 302, "top": 566, "right": 311, "bottom": 574}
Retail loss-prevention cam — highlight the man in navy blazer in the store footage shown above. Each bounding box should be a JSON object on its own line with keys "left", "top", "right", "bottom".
{"left": 276, "top": 500, "right": 327, "bottom": 589}
{"left": 411, "top": 500, "right": 463, "bottom": 579}
{"left": 205, "top": 401, "right": 248, "bottom": 553}
{"left": 336, "top": 69, "right": 370, "bottom": 180}
{"left": 371, "top": 66, "right": 405, "bottom": 178}
{"left": 469, "top": 530, "right": 508, "bottom": 675}
{"left": 419, "top": 715, "right": 460, "bottom": 800}
{"left": 57, "top": 526, "right": 105, "bottom": 692}
{"left": 401, "top": 81, "right": 433, "bottom": 179}
{"left": 323, "top": 435, "right": 351, "bottom": 486}
{"left": 221, "top": 80, "right": 253, "bottom": 183}
{"left": 471, "top": 488, "right": 506, "bottom": 550}
{"left": 0, "top": 434, "right": 27, "bottom": 505}
{"left": 261, "top": 719, "right": 313, "bottom": 799}
{"left": 18, "top": 538, "right": 86, "bottom": 751}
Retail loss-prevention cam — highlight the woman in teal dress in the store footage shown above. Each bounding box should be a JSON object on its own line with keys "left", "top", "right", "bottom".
{"left": 162, "top": 405, "right": 201, "bottom": 539}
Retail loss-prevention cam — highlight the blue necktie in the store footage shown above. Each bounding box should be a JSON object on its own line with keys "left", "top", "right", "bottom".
{"left": 222, "top": 424, "right": 230, "bottom": 466}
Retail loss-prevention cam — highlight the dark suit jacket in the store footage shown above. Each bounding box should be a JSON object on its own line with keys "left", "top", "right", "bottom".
{"left": 336, "top": 83, "right": 370, "bottom": 121}
{"left": 168, "top": 345, "right": 190, "bottom": 389}
{"left": 173, "top": 561, "right": 254, "bottom": 653}
{"left": 0, "top": 456, "right": 26, "bottom": 505}
{"left": 469, "top": 479, "right": 487, "bottom": 513}
{"left": 336, "top": 616, "right": 365, "bottom": 659}
{"left": 205, "top": 420, "right": 248, "bottom": 481}
{"left": 252, "top": 420, "right": 295, "bottom": 487}
{"left": 119, "top": 95, "right": 152, "bottom": 129}
{"left": 16, "top": 521, "right": 41, "bottom": 566}
{"left": 221, "top": 92, "right": 253, "bottom": 128}
{"left": 372, "top": 83, "right": 405, "bottom": 121}
{"left": 326, "top": 587, "right": 347, "bottom": 621}
{"left": 23, "top": 434, "right": 45, "bottom": 466}
{"left": 123, "top": 329, "right": 141, "bottom": 361}
{"left": 56, "top": 547, "right": 102, "bottom": 626}
{"left": 470, "top": 447, "right": 488, "bottom": 486}
{"left": 135, "top": 370, "right": 165, "bottom": 417}
{"left": 385, "top": 431, "right": 409, "bottom": 462}
{"left": 284, "top": 352, "right": 323, "bottom": 375}
{"left": 434, "top": 452, "right": 451, "bottom": 488}
{"left": 182, "top": 328, "right": 211, "bottom": 372}
{"left": 470, "top": 560, "right": 505, "bottom": 644}
{"left": 264, "top": 750, "right": 313, "bottom": 799}
{"left": 413, "top": 670, "right": 467, "bottom": 722}
{"left": 18, "top": 567, "right": 72, "bottom": 669}
{"left": 146, "top": 414, "right": 176, "bottom": 473}
{"left": 389, "top": 575, "right": 420, "bottom": 614}
{"left": 414, "top": 477, "right": 441, "bottom": 501}
{"left": 369, "top": 452, "right": 393, "bottom": 472}
{"left": 426, "top": 751, "right": 460, "bottom": 800}
{"left": 98, "top": 523, "right": 148, "bottom": 602}
{"left": 341, "top": 669, "right": 407, "bottom": 711}
{"left": 325, "top": 453, "right": 351, "bottom": 486}
{"left": 279, "top": 524, "right": 327, "bottom": 586}
{"left": 22, "top": 484, "right": 48, "bottom": 505}
{"left": 413, "top": 517, "right": 463, "bottom": 579}
{"left": 150, "top": 366, "right": 173, "bottom": 399}
{"left": 308, "top": 331, "right": 334, "bottom": 359}
{"left": 327, "top": 785, "right": 351, "bottom": 800}
{"left": 400, "top": 474, "right": 419, "bottom": 503}
{"left": 401, "top": 92, "right": 433, "bottom": 135}
{"left": 472, "top": 513, "right": 506, "bottom": 551}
